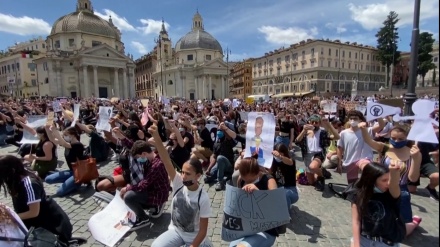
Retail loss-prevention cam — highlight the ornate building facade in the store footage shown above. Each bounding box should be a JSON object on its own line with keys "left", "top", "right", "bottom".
{"left": 230, "top": 59, "right": 253, "bottom": 99}
{"left": 134, "top": 52, "right": 156, "bottom": 98}
{"left": 150, "top": 12, "right": 229, "bottom": 100}
{"left": 251, "top": 39, "right": 387, "bottom": 98}
{"left": 34, "top": 0, "right": 135, "bottom": 98}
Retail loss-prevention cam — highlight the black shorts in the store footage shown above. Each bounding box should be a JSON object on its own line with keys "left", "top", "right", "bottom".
{"left": 408, "top": 162, "right": 439, "bottom": 186}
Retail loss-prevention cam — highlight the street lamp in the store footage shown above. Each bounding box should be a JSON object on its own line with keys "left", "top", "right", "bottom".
{"left": 404, "top": 0, "right": 421, "bottom": 115}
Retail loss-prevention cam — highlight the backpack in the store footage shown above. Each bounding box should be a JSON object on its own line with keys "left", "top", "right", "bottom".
{"left": 296, "top": 169, "right": 308, "bottom": 185}
{"left": 328, "top": 182, "right": 356, "bottom": 200}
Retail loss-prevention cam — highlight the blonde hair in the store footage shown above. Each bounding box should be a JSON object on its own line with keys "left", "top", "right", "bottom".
{"left": 0, "top": 204, "right": 13, "bottom": 234}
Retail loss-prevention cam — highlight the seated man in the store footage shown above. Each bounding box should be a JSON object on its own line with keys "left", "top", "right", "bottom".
{"left": 204, "top": 123, "right": 237, "bottom": 191}
{"left": 98, "top": 141, "right": 170, "bottom": 230}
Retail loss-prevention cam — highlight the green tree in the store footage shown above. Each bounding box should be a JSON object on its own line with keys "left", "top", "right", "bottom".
{"left": 417, "top": 32, "right": 436, "bottom": 87}
{"left": 376, "top": 11, "right": 401, "bottom": 88}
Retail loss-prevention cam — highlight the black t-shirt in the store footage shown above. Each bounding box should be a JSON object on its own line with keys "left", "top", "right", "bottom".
{"left": 347, "top": 189, "right": 405, "bottom": 242}
{"left": 200, "top": 128, "right": 214, "bottom": 150}
{"left": 279, "top": 120, "right": 294, "bottom": 137}
{"left": 418, "top": 142, "right": 439, "bottom": 165}
{"left": 271, "top": 158, "right": 296, "bottom": 187}
{"left": 213, "top": 138, "right": 235, "bottom": 165}
{"left": 170, "top": 145, "right": 190, "bottom": 170}
{"left": 183, "top": 131, "right": 195, "bottom": 153}
{"left": 64, "top": 142, "right": 85, "bottom": 170}
{"left": 12, "top": 176, "right": 72, "bottom": 242}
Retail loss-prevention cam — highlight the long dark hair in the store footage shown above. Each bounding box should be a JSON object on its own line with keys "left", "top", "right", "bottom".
{"left": 274, "top": 143, "right": 290, "bottom": 158}
{"left": 36, "top": 126, "right": 49, "bottom": 143}
{"left": 0, "top": 155, "right": 39, "bottom": 197}
{"left": 355, "top": 162, "right": 389, "bottom": 217}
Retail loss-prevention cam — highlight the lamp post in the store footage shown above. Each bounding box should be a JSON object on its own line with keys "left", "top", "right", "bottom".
{"left": 404, "top": 0, "right": 421, "bottom": 115}
{"left": 224, "top": 47, "right": 231, "bottom": 98}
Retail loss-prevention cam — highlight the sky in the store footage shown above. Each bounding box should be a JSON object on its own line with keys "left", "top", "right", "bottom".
{"left": 0, "top": 0, "right": 438, "bottom": 61}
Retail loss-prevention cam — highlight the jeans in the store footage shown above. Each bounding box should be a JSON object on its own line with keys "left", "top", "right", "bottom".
{"left": 284, "top": 186, "right": 299, "bottom": 208}
{"left": 399, "top": 185, "right": 412, "bottom": 223}
{"left": 124, "top": 190, "right": 149, "bottom": 220}
{"left": 275, "top": 135, "right": 290, "bottom": 147}
{"left": 229, "top": 232, "right": 276, "bottom": 247}
{"left": 45, "top": 170, "right": 81, "bottom": 197}
{"left": 151, "top": 228, "right": 213, "bottom": 247}
{"left": 209, "top": 155, "right": 233, "bottom": 182}
{"left": 351, "top": 236, "right": 400, "bottom": 247}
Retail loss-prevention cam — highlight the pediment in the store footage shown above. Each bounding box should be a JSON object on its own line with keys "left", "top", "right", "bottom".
{"left": 201, "top": 58, "right": 227, "bottom": 68}
{"left": 79, "top": 43, "right": 130, "bottom": 60}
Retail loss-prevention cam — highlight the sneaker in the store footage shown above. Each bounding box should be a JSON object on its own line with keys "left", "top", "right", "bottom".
{"left": 425, "top": 185, "right": 439, "bottom": 201}
{"left": 204, "top": 175, "right": 216, "bottom": 184}
{"left": 314, "top": 177, "right": 325, "bottom": 192}
{"left": 149, "top": 204, "right": 165, "bottom": 219}
{"left": 215, "top": 181, "right": 225, "bottom": 191}
{"left": 129, "top": 218, "right": 151, "bottom": 231}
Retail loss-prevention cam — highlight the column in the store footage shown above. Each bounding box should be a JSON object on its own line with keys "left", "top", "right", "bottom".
{"left": 202, "top": 75, "right": 206, "bottom": 99}
{"left": 129, "top": 68, "right": 135, "bottom": 99}
{"left": 113, "top": 68, "right": 120, "bottom": 97}
{"left": 93, "top": 66, "right": 99, "bottom": 97}
{"left": 123, "top": 69, "right": 128, "bottom": 99}
{"left": 222, "top": 76, "right": 226, "bottom": 98}
{"left": 209, "top": 75, "right": 212, "bottom": 100}
{"left": 181, "top": 76, "right": 185, "bottom": 99}
{"left": 195, "top": 77, "right": 198, "bottom": 99}
{"left": 56, "top": 69, "right": 62, "bottom": 96}
{"left": 82, "top": 66, "right": 89, "bottom": 98}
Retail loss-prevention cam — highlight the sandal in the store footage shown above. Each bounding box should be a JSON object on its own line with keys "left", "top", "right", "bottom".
{"left": 412, "top": 216, "right": 422, "bottom": 225}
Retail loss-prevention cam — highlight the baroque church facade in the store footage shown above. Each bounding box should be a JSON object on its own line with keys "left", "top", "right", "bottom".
{"left": 149, "top": 12, "right": 229, "bottom": 100}
{"left": 35, "top": 0, "right": 135, "bottom": 98}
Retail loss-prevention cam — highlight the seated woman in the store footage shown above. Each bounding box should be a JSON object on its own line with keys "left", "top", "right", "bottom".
{"left": 0, "top": 155, "right": 73, "bottom": 243}
{"left": 230, "top": 155, "right": 279, "bottom": 247}
{"left": 76, "top": 123, "right": 109, "bottom": 163}
{"left": 270, "top": 143, "right": 298, "bottom": 209}
{"left": 166, "top": 119, "right": 190, "bottom": 171}
{"left": 348, "top": 162, "right": 406, "bottom": 247}
{"left": 16, "top": 121, "right": 57, "bottom": 179}
{"left": 44, "top": 125, "right": 86, "bottom": 197}
{"left": 149, "top": 124, "right": 213, "bottom": 247}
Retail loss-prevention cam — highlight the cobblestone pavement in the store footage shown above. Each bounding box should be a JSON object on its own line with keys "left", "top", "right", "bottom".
{"left": 0, "top": 138, "right": 438, "bottom": 247}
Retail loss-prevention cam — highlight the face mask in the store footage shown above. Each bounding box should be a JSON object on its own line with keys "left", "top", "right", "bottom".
{"left": 274, "top": 157, "right": 282, "bottom": 162}
{"left": 115, "top": 123, "right": 121, "bottom": 128}
{"left": 252, "top": 177, "right": 260, "bottom": 184}
{"left": 350, "top": 120, "right": 359, "bottom": 128}
{"left": 216, "top": 131, "right": 224, "bottom": 139}
{"left": 281, "top": 118, "right": 287, "bottom": 122}
{"left": 182, "top": 180, "right": 195, "bottom": 187}
{"left": 137, "top": 157, "right": 147, "bottom": 163}
{"left": 374, "top": 186, "right": 384, "bottom": 193}
{"left": 64, "top": 136, "right": 71, "bottom": 142}
{"left": 179, "top": 128, "right": 185, "bottom": 132}
{"left": 390, "top": 139, "right": 408, "bottom": 149}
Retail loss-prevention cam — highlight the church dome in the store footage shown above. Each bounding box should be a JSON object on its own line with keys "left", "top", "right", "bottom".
{"left": 175, "top": 30, "right": 222, "bottom": 52}
{"left": 50, "top": 0, "right": 120, "bottom": 40}
{"left": 175, "top": 11, "right": 222, "bottom": 53}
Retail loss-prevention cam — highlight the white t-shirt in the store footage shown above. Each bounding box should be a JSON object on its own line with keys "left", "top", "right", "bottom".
{"left": 0, "top": 206, "right": 28, "bottom": 247}
{"left": 169, "top": 175, "right": 212, "bottom": 243}
{"left": 337, "top": 127, "right": 374, "bottom": 166}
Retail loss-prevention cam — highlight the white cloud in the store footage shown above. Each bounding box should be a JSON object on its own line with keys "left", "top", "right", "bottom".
{"left": 348, "top": 0, "right": 439, "bottom": 30}
{"left": 0, "top": 13, "right": 51, "bottom": 35}
{"left": 138, "top": 19, "right": 170, "bottom": 35}
{"left": 336, "top": 27, "right": 347, "bottom": 34}
{"left": 95, "top": 9, "right": 136, "bottom": 32}
{"left": 131, "top": 41, "right": 147, "bottom": 55}
{"left": 258, "top": 26, "right": 318, "bottom": 45}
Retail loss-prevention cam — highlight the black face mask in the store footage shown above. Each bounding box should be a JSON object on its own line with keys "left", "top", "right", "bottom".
{"left": 182, "top": 180, "right": 195, "bottom": 186}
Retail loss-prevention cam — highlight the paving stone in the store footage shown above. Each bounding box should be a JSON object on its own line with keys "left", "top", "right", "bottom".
{"left": 0, "top": 137, "right": 438, "bottom": 247}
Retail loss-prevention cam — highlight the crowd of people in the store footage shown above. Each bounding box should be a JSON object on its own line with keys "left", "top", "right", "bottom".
{"left": 0, "top": 93, "right": 438, "bottom": 247}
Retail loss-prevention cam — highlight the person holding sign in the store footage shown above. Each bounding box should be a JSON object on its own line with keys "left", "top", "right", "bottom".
{"left": 230, "top": 155, "right": 279, "bottom": 247}
{"left": 148, "top": 125, "right": 213, "bottom": 247}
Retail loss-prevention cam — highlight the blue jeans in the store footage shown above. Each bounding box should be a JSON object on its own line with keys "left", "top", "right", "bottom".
{"left": 151, "top": 228, "right": 213, "bottom": 247}
{"left": 45, "top": 170, "right": 81, "bottom": 197}
{"left": 229, "top": 232, "right": 276, "bottom": 247}
{"left": 351, "top": 236, "right": 400, "bottom": 247}
{"left": 399, "top": 185, "right": 412, "bottom": 223}
{"left": 285, "top": 186, "right": 299, "bottom": 208}
{"left": 275, "top": 136, "right": 290, "bottom": 147}
{"left": 209, "top": 155, "right": 233, "bottom": 182}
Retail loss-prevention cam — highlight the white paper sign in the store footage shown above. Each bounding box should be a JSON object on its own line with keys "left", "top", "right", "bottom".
{"left": 19, "top": 116, "right": 48, "bottom": 144}
{"left": 52, "top": 101, "right": 62, "bottom": 112}
{"left": 366, "top": 101, "right": 401, "bottom": 122}
{"left": 88, "top": 191, "right": 136, "bottom": 247}
{"left": 244, "top": 112, "right": 275, "bottom": 168}
{"left": 323, "top": 102, "right": 337, "bottom": 113}
{"left": 96, "top": 106, "right": 113, "bottom": 132}
{"left": 71, "top": 104, "right": 80, "bottom": 127}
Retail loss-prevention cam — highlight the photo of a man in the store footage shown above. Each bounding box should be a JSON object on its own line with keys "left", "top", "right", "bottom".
{"left": 250, "top": 116, "right": 265, "bottom": 164}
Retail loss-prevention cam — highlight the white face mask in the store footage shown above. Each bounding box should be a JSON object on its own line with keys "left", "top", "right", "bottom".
{"left": 350, "top": 120, "right": 359, "bottom": 128}
{"left": 64, "top": 136, "right": 71, "bottom": 142}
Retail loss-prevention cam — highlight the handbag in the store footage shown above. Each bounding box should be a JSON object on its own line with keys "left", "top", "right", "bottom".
{"left": 72, "top": 157, "right": 99, "bottom": 184}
